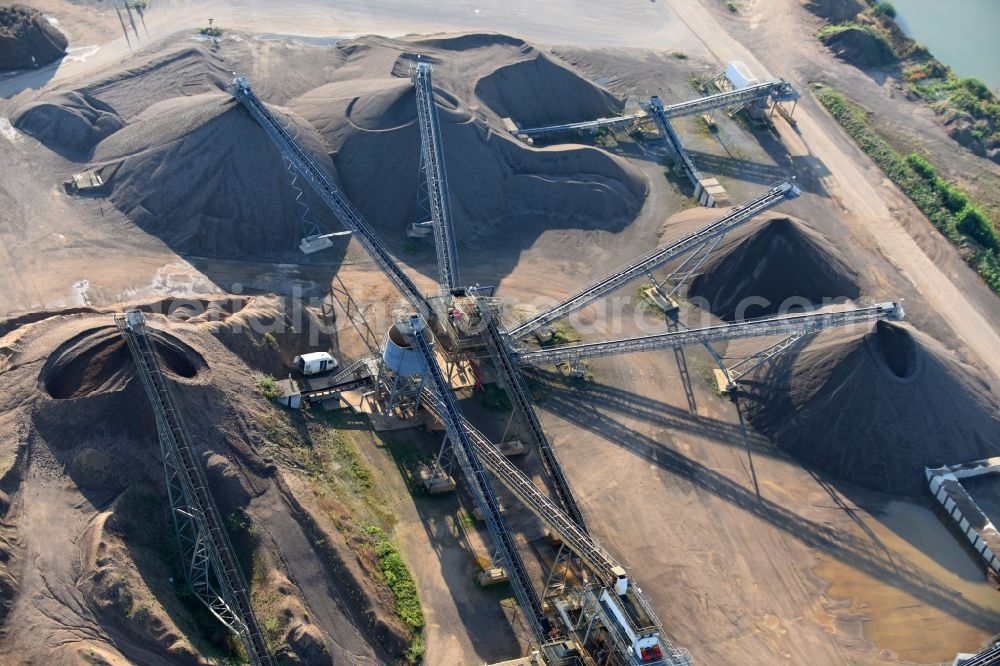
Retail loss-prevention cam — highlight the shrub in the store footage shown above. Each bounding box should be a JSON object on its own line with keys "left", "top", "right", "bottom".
{"left": 905, "top": 153, "right": 936, "bottom": 180}
{"left": 975, "top": 251, "right": 1000, "bottom": 292}
{"left": 254, "top": 373, "right": 282, "bottom": 399}
{"left": 817, "top": 85, "right": 1000, "bottom": 295}
{"left": 957, "top": 207, "right": 1000, "bottom": 250}
{"left": 364, "top": 526, "right": 423, "bottom": 650}
{"left": 934, "top": 178, "right": 969, "bottom": 213}
{"left": 871, "top": 1, "right": 896, "bottom": 18}
{"left": 959, "top": 77, "right": 992, "bottom": 101}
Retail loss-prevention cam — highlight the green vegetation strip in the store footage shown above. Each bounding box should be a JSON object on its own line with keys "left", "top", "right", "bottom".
{"left": 815, "top": 85, "right": 1000, "bottom": 294}
{"left": 365, "top": 526, "right": 425, "bottom": 662}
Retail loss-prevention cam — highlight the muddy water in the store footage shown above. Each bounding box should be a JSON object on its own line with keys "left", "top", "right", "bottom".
{"left": 813, "top": 499, "right": 1000, "bottom": 663}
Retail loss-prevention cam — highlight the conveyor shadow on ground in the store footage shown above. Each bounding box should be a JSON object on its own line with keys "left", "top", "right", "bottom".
{"left": 526, "top": 368, "right": 774, "bottom": 457}
{"left": 534, "top": 374, "right": 1000, "bottom": 633}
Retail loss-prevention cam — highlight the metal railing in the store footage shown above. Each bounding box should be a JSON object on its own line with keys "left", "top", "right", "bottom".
{"left": 513, "top": 79, "right": 797, "bottom": 138}
{"left": 409, "top": 318, "right": 547, "bottom": 640}
{"left": 648, "top": 97, "right": 702, "bottom": 189}
{"left": 660, "top": 78, "right": 797, "bottom": 118}
{"left": 476, "top": 298, "right": 587, "bottom": 529}
{"left": 423, "top": 397, "right": 693, "bottom": 664}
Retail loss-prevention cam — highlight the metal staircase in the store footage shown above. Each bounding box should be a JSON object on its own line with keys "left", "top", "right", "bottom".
{"left": 229, "top": 77, "right": 429, "bottom": 315}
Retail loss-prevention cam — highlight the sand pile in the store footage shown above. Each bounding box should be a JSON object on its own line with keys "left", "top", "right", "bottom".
{"left": 91, "top": 93, "right": 338, "bottom": 257}
{"left": 13, "top": 91, "right": 124, "bottom": 155}
{"left": 0, "top": 5, "right": 66, "bottom": 71}
{"left": 739, "top": 322, "right": 1000, "bottom": 495}
{"left": 0, "top": 310, "right": 392, "bottom": 663}
{"left": 687, "top": 216, "right": 860, "bottom": 321}
{"left": 40, "top": 325, "right": 205, "bottom": 400}
{"left": 13, "top": 43, "right": 234, "bottom": 156}
{"left": 292, "top": 72, "right": 645, "bottom": 244}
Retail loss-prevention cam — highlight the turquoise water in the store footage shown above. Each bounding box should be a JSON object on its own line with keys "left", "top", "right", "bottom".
{"left": 890, "top": 0, "right": 1000, "bottom": 91}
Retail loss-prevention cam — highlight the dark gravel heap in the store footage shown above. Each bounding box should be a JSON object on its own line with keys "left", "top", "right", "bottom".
{"left": 0, "top": 5, "right": 67, "bottom": 71}
{"left": 739, "top": 321, "right": 1000, "bottom": 495}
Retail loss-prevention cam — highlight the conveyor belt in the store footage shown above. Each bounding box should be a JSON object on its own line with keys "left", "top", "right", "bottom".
{"left": 476, "top": 300, "right": 587, "bottom": 530}
{"left": 515, "top": 302, "right": 904, "bottom": 367}
{"left": 300, "top": 375, "right": 374, "bottom": 402}
{"left": 649, "top": 96, "right": 702, "bottom": 189}
{"left": 116, "top": 312, "right": 273, "bottom": 666}
{"left": 506, "top": 181, "right": 800, "bottom": 340}
{"left": 409, "top": 319, "right": 548, "bottom": 639}
{"left": 514, "top": 79, "right": 796, "bottom": 138}
{"left": 413, "top": 63, "right": 461, "bottom": 292}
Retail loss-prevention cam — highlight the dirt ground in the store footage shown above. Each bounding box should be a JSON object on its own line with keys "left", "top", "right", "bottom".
{"left": 1, "top": 1, "right": 999, "bottom": 665}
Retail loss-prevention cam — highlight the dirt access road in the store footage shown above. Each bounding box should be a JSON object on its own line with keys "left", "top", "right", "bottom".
{"left": 664, "top": 0, "right": 1000, "bottom": 384}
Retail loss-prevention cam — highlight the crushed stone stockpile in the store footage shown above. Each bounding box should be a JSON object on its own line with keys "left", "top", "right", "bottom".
{"left": 91, "top": 92, "right": 339, "bottom": 256}
{"left": 0, "top": 5, "right": 67, "bottom": 71}
{"left": 13, "top": 32, "right": 645, "bottom": 260}
{"left": 292, "top": 33, "right": 644, "bottom": 243}
{"left": 13, "top": 45, "right": 233, "bottom": 156}
{"left": 819, "top": 26, "right": 896, "bottom": 68}
{"left": 739, "top": 321, "right": 1000, "bottom": 495}
{"left": 687, "top": 216, "right": 860, "bottom": 321}
{"left": 801, "top": 0, "right": 864, "bottom": 23}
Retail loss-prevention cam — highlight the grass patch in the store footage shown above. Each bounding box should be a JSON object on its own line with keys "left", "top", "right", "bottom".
{"left": 816, "top": 85, "right": 1000, "bottom": 294}
{"left": 456, "top": 509, "right": 476, "bottom": 530}
{"left": 364, "top": 526, "right": 424, "bottom": 662}
{"left": 906, "top": 71, "right": 1000, "bottom": 148}
{"left": 254, "top": 373, "right": 282, "bottom": 399}
{"left": 542, "top": 322, "right": 582, "bottom": 347}
{"left": 671, "top": 51, "right": 688, "bottom": 60}
{"left": 197, "top": 26, "right": 223, "bottom": 37}
{"left": 272, "top": 409, "right": 425, "bottom": 660}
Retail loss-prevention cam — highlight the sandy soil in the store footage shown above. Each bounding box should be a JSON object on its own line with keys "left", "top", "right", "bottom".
{"left": 0, "top": 1, "right": 998, "bottom": 665}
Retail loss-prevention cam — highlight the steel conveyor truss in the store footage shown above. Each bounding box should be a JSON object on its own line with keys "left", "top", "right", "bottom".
{"left": 115, "top": 311, "right": 274, "bottom": 666}
{"left": 412, "top": 62, "right": 461, "bottom": 292}
{"left": 506, "top": 180, "right": 801, "bottom": 340}
{"left": 513, "top": 302, "right": 904, "bottom": 367}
